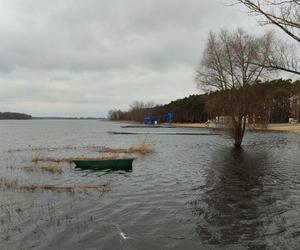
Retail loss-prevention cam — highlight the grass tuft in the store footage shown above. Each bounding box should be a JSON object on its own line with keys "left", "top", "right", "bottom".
{"left": 30, "top": 144, "right": 153, "bottom": 163}
{"left": 0, "top": 177, "right": 110, "bottom": 193}
{"left": 24, "top": 165, "right": 63, "bottom": 174}
{"left": 101, "top": 143, "right": 154, "bottom": 155}
{"left": 21, "top": 182, "right": 110, "bottom": 193}
{"left": 31, "top": 155, "right": 135, "bottom": 163}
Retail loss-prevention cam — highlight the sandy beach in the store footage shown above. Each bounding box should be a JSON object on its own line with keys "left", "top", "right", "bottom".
{"left": 173, "top": 123, "right": 208, "bottom": 128}
{"left": 173, "top": 123, "right": 300, "bottom": 133}
{"left": 261, "top": 124, "right": 300, "bottom": 133}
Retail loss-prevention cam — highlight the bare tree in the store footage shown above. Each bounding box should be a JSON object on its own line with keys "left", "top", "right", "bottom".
{"left": 128, "top": 101, "right": 156, "bottom": 122}
{"left": 235, "top": 0, "right": 300, "bottom": 42}
{"left": 196, "top": 29, "right": 277, "bottom": 147}
{"left": 235, "top": 0, "right": 300, "bottom": 75}
{"left": 107, "top": 109, "right": 123, "bottom": 120}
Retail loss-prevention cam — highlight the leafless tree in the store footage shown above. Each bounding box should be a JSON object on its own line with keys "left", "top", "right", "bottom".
{"left": 107, "top": 109, "right": 123, "bottom": 120}
{"left": 235, "top": 0, "right": 300, "bottom": 75}
{"left": 128, "top": 101, "right": 155, "bottom": 121}
{"left": 236, "top": 0, "right": 300, "bottom": 42}
{"left": 196, "top": 29, "right": 277, "bottom": 147}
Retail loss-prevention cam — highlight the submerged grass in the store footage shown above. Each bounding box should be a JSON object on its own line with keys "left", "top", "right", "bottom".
{"left": 101, "top": 144, "right": 154, "bottom": 155}
{"left": 30, "top": 143, "right": 153, "bottom": 163}
{"left": 32, "top": 155, "right": 126, "bottom": 163}
{"left": 8, "top": 145, "right": 102, "bottom": 153}
{"left": 21, "top": 183, "right": 110, "bottom": 192}
{"left": 0, "top": 177, "right": 110, "bottom": 193}
{"left": 24, "top": 165, "right": 63, "bottom": 174}
{"left": 9, "top": 143, "right": 154, "bottom": 154}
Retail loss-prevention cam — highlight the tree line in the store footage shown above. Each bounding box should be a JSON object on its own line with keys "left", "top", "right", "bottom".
{"left": 108, "top": 95, "right": 208, "bottom": 123}
{"left": 108, "top": 79, "right": 300, "bottom": 124}
{"left": 0, "top": 112, "right": 32, "bottom": 120}
{"left": 205, "top": 79, "right": 300, "bottom": 123}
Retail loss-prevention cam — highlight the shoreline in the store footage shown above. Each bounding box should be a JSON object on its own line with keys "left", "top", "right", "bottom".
{"left": 172, "top": 123, "right": 300, "bottom": 134}
{"left": 255, "top": 124, "right": 300, "bottom": 134}
{"left": 112, "top": 120, "right": 300, "bottom": 134}
{"left": 172, "top": 123, "right": 208, "bottom": 128}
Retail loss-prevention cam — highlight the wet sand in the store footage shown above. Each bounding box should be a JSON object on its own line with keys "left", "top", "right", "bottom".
{"left": 261, "top": 124, "right": 300, "bottom": 133}
{"left": 173, "top": 123, "right": 300, "bottom": 133}
{"left": 172, "top": 123, "right": 208, "bottom": 128}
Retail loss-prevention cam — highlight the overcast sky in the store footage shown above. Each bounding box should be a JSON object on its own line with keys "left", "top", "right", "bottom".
{"left": 0, "top": 0, "right": 295, "bottom": 117}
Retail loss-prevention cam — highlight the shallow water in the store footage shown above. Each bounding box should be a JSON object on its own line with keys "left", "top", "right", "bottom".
{"left": 1, "top": 120, "right": 300, "bottom": 249}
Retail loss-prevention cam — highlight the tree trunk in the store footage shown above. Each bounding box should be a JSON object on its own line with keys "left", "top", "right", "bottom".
{"left": 234, "top": 126, "right": 243, "bottom": 147}
{"left": 233, "top": 116, "right": 247, "bottom": 148}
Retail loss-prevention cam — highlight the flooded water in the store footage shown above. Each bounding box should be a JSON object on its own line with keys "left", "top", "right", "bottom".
{"left": 1, "top": 120, "right": 300, "bottom": 249}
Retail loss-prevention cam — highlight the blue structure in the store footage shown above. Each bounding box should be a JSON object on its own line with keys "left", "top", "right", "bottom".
{"left": 144, "top": 115, "right": 155, "bottom": 125}
{"left": 144, "top": 113, "right": 174, "bottom": 125}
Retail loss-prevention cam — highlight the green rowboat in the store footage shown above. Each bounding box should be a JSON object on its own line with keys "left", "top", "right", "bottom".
{"left": 73, "top": 158, "right": 134, "bottom": 171}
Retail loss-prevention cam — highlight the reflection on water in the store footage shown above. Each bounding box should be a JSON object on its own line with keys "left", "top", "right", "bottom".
{"left": 190, "top": 146, "right": 300, "bottom": 249}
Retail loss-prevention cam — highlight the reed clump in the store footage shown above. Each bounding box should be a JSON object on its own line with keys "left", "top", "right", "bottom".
{"left": 101, "top": 144, "right": 154, "bottom": 155}
{"left": 30, "top": 143, "right": 153, "bottom": 163}
{"left": 8, "top": 145, "right": 92, "bottom": 153}
{"left": 0, "top": 177, "right": 110, "bottom": 193}
{"left": 10, "top": 143, "right": 155, "bottom": 157}
{"left": 0, "top": 177, "right": 18, "bottom": 189}
{"left": 32, "top": 156, "right": 122, "bottom": 163}
{"left": 24, "top": 165, "right": 63, "bottom": 174}
{"left": 21, "top": 182, "right": 110, "bottom": 192}
{"left": 32, "top": 156, "right": 41, "bottom": 163}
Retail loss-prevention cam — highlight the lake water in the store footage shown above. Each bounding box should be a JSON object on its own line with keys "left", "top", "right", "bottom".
{"left": 1, "top": 120, "right": 300, "bottom": 250}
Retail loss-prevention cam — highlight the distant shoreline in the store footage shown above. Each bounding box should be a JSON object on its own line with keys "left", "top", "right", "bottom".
{"left": 0, "top": 116, "right": 107, "bottom": 120}
{"left": 32, "top": 117, "right": 106, "bottom": 120}
{"left": 0, "top": 112, "right": 32, "bottom": 120}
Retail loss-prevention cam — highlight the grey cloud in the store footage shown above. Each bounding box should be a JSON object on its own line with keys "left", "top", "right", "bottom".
{"left": 0, "top": 0, "right": 283, "bottom": 116}
{"left": 0, "top": 0, "right": 258, "bottom": 72}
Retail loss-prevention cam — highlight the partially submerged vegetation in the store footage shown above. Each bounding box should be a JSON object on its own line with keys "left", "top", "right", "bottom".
{"left": 29, "top": 144, "right": 154, "bottom": 163}
{"left": 11, "top": 143, "right": 154, "bottom": 155}
{"left": 32, "top": 156, "right": 130, "bottom": 163}
{"left": 8, "top": 145, "right": 103, "bottom": 153}
{"left": 24, "top": 165, "right": 63, "bottom": 174}
{"left": 4, "top": 143, "right": 153, "bottom": 195}
{"left": 101, "top": 144, "right": 154, "bottom": 155}
{"left": 22, "top": 182, "right": 110, "bottom": 192}
{"left": 0, "top": 177, "right": 110, "bottom": 193}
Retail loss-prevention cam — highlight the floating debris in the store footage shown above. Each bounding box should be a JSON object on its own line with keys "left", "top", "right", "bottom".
{"left": 115, "top": 224, "right": 129, "bottom": 240}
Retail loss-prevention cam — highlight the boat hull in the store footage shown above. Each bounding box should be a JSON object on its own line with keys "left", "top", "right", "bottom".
{"left": 73, "top": 158, "right": 134, "bottom": 171}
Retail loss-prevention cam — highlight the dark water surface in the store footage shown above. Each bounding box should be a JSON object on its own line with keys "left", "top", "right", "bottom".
{"left": 1, "top": 120, "right": 300, "bottom": 250}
